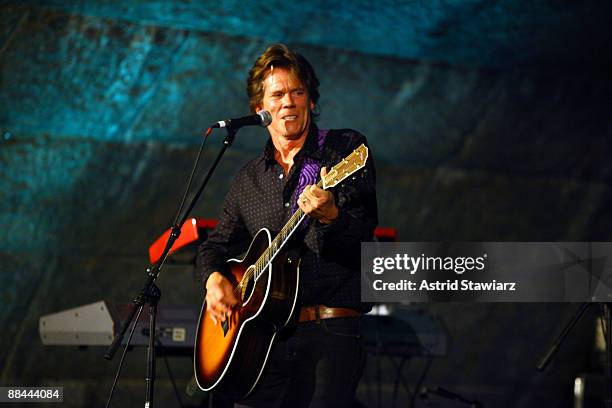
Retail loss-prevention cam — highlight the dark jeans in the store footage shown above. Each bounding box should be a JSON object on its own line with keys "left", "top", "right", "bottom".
{"left": 234, "top": 317, "right": 365, "bottom": 408}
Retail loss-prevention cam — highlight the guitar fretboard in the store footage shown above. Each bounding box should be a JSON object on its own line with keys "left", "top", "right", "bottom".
{"left": 235, "top": 143, "right": 367, "bottom": 293}
{"left": 251, "top": 179, "right": 323, "bottom": 281}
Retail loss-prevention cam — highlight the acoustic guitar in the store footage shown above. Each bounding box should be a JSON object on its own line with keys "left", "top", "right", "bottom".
{"left": 194, "top": 144, "right": 369, "bottom": 399}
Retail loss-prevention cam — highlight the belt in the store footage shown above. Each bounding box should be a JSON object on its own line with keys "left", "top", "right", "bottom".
{"left": 298, "top": 305, "right": 361, "bottom": 323}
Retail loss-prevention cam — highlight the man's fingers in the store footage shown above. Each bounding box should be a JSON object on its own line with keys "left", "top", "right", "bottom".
{"left": 207, "top": 300, "right": 223, "bottom": 315}
{"left": 302, "top": 187, "right": 317, "bottom": 203}
{"left": 214, "top": 302, "right": 230, "bottom": 315}
{"left": 304, "top": 187, "right": 331, "bottom": 208}
{"left": 223, "top": 289, "right": 239, "bottom": 305}
{"left": 204, "top": 272, "right": 240, "bottom": 325}
{"left": 207, "top": 299, "right": 229, "bottom": 317}
{"left": 297, "top": 192, "right": 309, "bottom": 212}
{"left": 206, "top": 303, "right": 219, "bottom": 324}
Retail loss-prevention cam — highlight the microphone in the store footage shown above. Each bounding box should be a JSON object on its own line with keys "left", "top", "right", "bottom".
{"left": 211, "top": 110, "right": 272, "bottom": 130}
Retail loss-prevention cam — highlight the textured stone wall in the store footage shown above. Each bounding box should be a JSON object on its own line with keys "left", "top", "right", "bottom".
{"left": 1, "top": 2, "right": 611, "bottom": 407}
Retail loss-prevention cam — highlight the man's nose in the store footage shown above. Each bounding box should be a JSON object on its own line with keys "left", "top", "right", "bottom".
{"left": 281, "top": 93, "right": 295, "bottom": 107}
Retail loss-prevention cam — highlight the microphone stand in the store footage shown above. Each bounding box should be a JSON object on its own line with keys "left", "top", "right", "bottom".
{"left": 537, "top": 302, "right": 612, "bottom": 408}
{"left": 537, "top": 242, "right": 611, "bottom": 407}
{"left": 419, "top": 386, "right": 483, "bottom": 407}
{"left": 104, "top": 126, "right": 239, "bottom": 408}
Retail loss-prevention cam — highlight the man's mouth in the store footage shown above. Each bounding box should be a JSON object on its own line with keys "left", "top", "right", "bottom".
{"left": 282, "top": 115, "right": 297, "bottom": 121}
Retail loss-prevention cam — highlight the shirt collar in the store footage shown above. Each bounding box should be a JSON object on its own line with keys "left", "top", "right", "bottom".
{"left": 260, "top": 123, "right": 321, "bottom": 170}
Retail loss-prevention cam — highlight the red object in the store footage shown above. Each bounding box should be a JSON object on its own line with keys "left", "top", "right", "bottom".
{"left": 148, "top": 218, "right": 397, "bottom": 264}
{"left": 148, "top": 218, "right": 218, "bottom": 264}
{"left": 374, "top": 227, "right": 398, "bottom": 242}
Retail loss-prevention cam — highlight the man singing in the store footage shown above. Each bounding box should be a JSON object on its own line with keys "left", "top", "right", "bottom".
{"left": 197, "top": 43, "right": 378, "bottom": 407}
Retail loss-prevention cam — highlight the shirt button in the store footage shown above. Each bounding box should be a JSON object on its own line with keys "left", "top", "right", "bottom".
{"left": 279, "top": 173, "right": 284, "bottom": 179}
{"left": 284, "top": 202, "right": 290, "bottom": 208}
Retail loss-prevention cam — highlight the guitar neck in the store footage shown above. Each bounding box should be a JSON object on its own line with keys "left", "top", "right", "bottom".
{"left": 253, "top": 179, "right": 324, "bottom": 280}
{"left": 249, "top": 143, "right": 368, "bottom": 282}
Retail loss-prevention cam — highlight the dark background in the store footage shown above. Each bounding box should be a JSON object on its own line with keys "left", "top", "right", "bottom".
{"left": 1, "top": 1, "right": 612, "bottom": 407}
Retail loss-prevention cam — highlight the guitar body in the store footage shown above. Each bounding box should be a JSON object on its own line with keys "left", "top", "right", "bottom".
{"left": 194, "top": 228, "right": 300, "bottom": 399}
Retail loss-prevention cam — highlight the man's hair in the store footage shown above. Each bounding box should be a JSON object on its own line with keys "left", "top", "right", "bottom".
{"left": 247, "top": 44, "right": 320, "bottom": 115}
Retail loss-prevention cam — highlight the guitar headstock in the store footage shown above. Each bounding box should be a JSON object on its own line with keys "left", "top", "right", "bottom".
{"left": 322, "top": 144, "right": 369, "bottom": 190}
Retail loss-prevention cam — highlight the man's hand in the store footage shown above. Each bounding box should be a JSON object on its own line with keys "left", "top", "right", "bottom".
{"left": 205, "top": 272, "right": 240, "bottom": 324}
{"left": 298, "top": 167, "right": 339, "bottom": 224}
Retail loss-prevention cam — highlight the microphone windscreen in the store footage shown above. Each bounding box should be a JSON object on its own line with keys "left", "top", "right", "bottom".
{"left": 257, "top": 110, "right": 272, "bottom": 126}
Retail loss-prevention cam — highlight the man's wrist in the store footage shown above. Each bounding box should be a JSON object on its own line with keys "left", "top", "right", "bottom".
{"left": 319, "top": 206, "right": 339, "bottom": 224}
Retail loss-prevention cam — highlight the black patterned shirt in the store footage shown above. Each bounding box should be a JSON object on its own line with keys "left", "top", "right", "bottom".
{"left": 196, "top": 124, "right": 378, "bottom": 311}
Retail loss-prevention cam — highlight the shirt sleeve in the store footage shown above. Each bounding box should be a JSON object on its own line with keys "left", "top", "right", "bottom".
{"left": 195, "top": 169, "right": 252, "bottom": 286}
{"left": 314, "top": 130, "right": 378, "bottom": 270}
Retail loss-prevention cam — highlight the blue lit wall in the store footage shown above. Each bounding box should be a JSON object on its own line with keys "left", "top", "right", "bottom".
{"left": 1, "top": 1, "right": 611, "bottom": 406}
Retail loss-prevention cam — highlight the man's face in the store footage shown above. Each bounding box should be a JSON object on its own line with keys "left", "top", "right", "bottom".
{"left": 257, "top": 67, "right": 314, "bottom": 142}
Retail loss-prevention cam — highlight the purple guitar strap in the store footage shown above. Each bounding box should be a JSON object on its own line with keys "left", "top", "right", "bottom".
{"left": 291, "top": 129, "right": 329, "bottom": 216}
